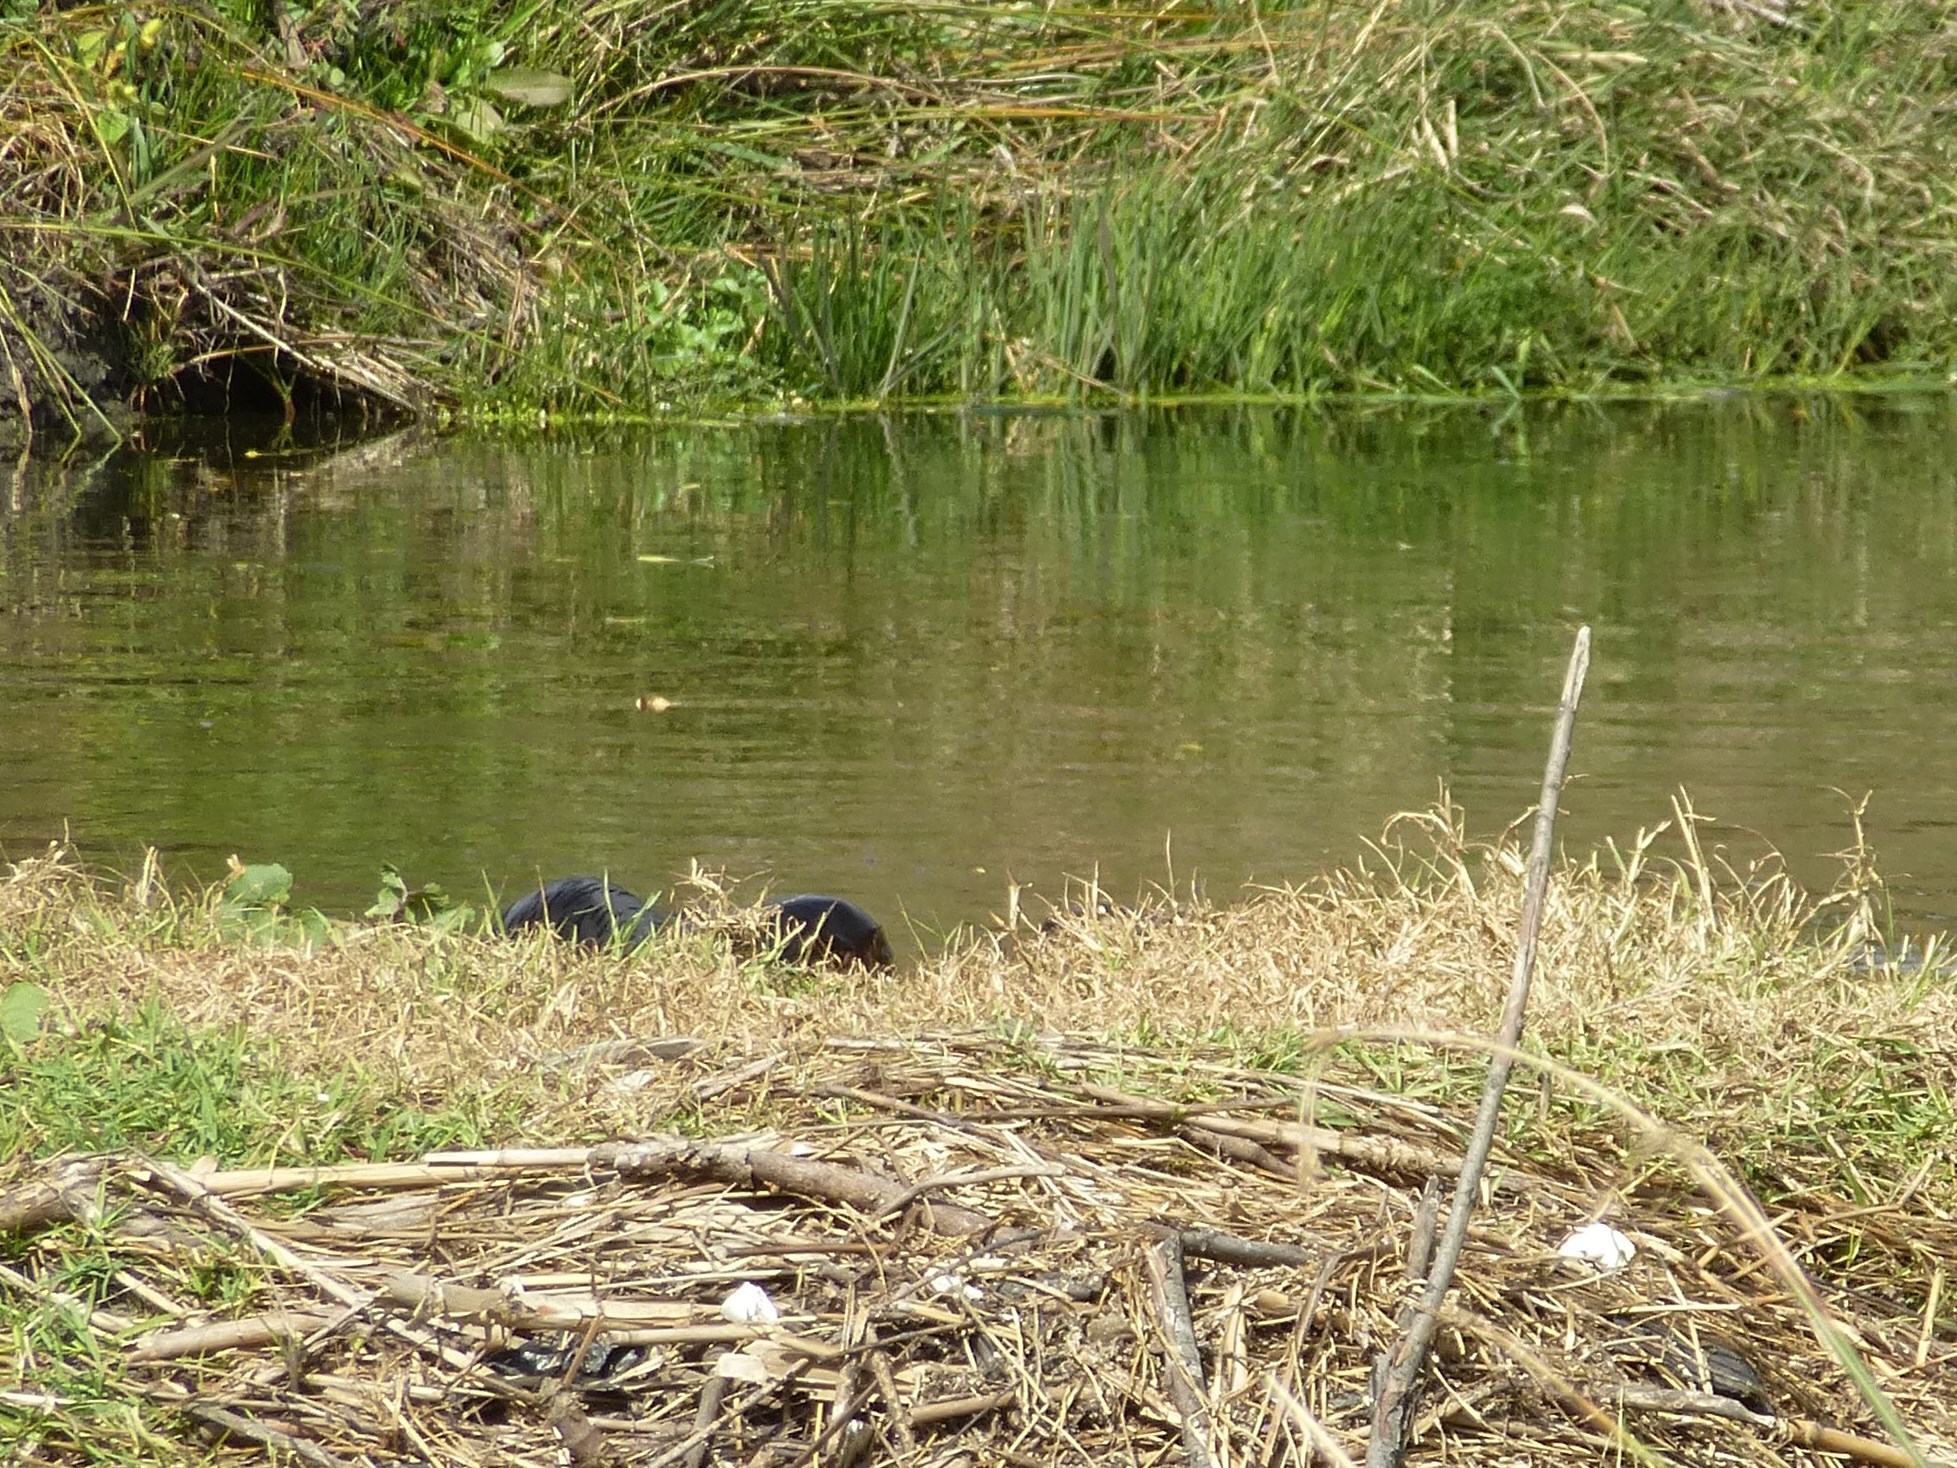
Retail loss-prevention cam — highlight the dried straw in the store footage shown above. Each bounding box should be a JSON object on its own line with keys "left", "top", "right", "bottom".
{"left": 6, "top": 1034, "right": 1954, "bottom": 1467}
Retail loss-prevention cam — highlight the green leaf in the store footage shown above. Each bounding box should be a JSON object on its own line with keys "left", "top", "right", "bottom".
{"left": 1, "top": 982, "right": 50, "bottom": 1047}
{"left": 482, "top": 67, "right": 573, "bottom": 108}
{"left": 424, "top": 903, "right": 478, "bottom": 934}
{"left": 446, "top": 97, "right": 504, "bottom": 144}
{"left": 222, "top": 862, "right": 293, "bottom": 911}
{"left": 366, "top": 864, "right": 410, "bottom": 920}
{"left": 368, "top": 866, "right": 472, "bottom": 928}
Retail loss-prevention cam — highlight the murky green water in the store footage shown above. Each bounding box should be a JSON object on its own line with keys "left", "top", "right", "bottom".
{"left": 4, "top": 400, "right": 1955, "bottom": 950}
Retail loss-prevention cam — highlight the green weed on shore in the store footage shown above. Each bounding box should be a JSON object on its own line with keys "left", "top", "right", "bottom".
{"left": 4, "top": 2, "right": 1956, "bottom": 425}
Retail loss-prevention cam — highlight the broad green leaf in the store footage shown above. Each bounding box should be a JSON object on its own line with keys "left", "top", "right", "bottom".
{"left": 223, "top": 862, "right": 293, "bottom": 910}
{"left": 482, "top": 68, "right": 573, "bottom": 108}
{"left": 446, "top": 97, "right": 504, "bottom": 144}
{"left": 367, "top": 864, "right": 410, "bottom": 919}
{"left": 1, "top": 982, "right": 50, "bottom": 1046}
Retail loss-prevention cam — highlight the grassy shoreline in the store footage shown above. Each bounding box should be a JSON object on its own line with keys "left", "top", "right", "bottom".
{"left": 4, "top": 3, "right": 1956, "bottom": 430}
{"left": 4, "top": 809, "right": 1955, "bottom": 1463}
{"left": 3, "top": 804, "right": 1948, "bottom": 1207}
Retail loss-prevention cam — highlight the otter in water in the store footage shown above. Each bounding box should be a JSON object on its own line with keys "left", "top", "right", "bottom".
{"left": 500, "top": 875, "right": 894, "bottom": 971}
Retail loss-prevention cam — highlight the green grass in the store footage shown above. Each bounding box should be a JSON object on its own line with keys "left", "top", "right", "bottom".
{"left": 4, "top": 1, "right": 1957, "bottom": 424}
{"left": 0, "top": 1291, "right": 212, "bottom": 1464}
{"left": 0, "top": 998, "right": 501, "bottom": 1466}
{"left": 0, "top": 1000, "right": 491, "bottom": 1168}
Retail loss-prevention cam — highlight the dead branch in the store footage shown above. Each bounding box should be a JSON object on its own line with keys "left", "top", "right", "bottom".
{"left": 129, "top": 1311, "right": 337, "bottom": 1363}
{"left": 1079, "top": 1083, "right": 1464, "bottom": 1181}
{"left": 182, "top": 1400, "right": 353, "bottom": 1468}
{"left": 593, "top": 1139, "right": 996, "bottom": 1236}
{"left": 1146, "top": 1230, "right": 1219, "bottom": 1468}
{"left": 1367, "top": 625, "right": 1591, "bottom": 1468}
{"left": 0, "top": 1154, "right": 110, "bottom": 1235}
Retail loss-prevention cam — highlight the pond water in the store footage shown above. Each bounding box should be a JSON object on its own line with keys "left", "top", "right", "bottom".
{"left": 3, "top": 399, "right": 1955, "bottom": 953}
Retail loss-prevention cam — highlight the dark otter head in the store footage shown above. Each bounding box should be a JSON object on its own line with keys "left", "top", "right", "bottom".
{"left": 763, "top": 895, "right": 895, "bottom": 971}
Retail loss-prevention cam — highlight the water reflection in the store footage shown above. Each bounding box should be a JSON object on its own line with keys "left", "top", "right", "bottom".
{"left": 3, "top": 400, "right": 1955, "bottom": 950}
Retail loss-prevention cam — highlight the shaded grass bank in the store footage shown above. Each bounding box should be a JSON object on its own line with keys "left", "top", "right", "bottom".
{"left": 4, "top": 2, "right": 1957, "bottom": 428}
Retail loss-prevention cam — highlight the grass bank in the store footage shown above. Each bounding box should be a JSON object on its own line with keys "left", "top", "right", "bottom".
{"left": 4, "top": 2, "right": 1956, "bottom": 429}
{"left": 4, "top": 806, "right": 1956, "bottom": 1464}
{"left": 5, "top": 803, "right": 1948, "bottom": 1210}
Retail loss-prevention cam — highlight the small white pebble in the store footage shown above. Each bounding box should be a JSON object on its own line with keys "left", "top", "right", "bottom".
{"left": 721, "top": 1282, "right": 781, "bottom": 1323}
{"left": 1557, "top": 1223, "right": 1637, "bottom": 1271}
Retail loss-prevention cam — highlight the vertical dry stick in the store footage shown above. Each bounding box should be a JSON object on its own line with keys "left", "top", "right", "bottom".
{"left": 1404, "top": 1177, "right": 1442, "bottom": 1284}
{"left": 1365, "top": 625, "right": 1592, "bottom": 1468}
{"left": 1146, "top": 1232, "right": 1220, "bottom": 1468}
{"left": 679, "top": 1375, "right": 729, "bottom": 1468}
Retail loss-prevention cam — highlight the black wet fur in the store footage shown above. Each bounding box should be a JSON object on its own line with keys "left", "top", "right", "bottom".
{"left": 755, "top": 894, "right": 895, "bottom": 971}
{"left": 502, "top": 877, "right": 892, "bottom": 971}
{"left": 500, "top": 876, "right": 671, "bottom": 947}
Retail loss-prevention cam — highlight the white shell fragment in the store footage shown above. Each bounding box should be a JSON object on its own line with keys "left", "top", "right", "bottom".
{"left": 721, "top": 1281, "right": 782, "bottom": 1324}
{"left": 1556, "top": 1223, "right": 1637, "bottom": 1271}
{"left": 929, "top": 1272, "right": 984, "bottom": 1303}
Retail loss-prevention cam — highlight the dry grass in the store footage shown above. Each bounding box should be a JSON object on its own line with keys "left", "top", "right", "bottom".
{"left": 3, "top": 800, "right": 1946, "bottom": 1166}
{"left": 4, "top": 801, "right": 1956, "bottom": 1465}
{"left": 6, "top": 1043, "right": 1956, "bottom": 1468}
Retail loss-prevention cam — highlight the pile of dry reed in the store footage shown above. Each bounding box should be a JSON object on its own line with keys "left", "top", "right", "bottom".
{"left": 6, "top": 1032, "right": 1955, "bottom": 1467}
{"left": 7, "top": 774, "right": 1957, "bottom": 1465}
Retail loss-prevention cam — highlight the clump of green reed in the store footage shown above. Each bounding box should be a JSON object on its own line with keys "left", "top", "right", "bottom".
{"left": 7, "top": 2, "right": 1957, "bottom": 419}
{"left": 0, "top": 5, "right": 540, "bottom": 427}
{"left": 518, "top": 0, "right": 1957, "bottom": 407}
{"left": 754, "top": 4, "right": 1957, "bottom": 402}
